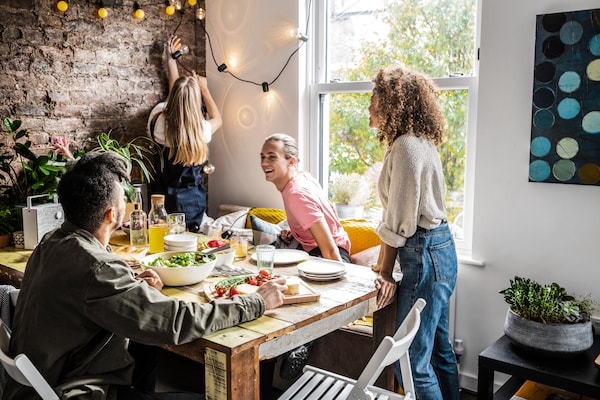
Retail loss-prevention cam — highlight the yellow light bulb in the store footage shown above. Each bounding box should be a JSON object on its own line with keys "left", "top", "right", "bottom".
{"left": 98, "top": 7, "right": 108, "bottom": 19}
{"left": 165, "top": 5, "right": 175, "bottom": 15}
{"left": 134, "top": 8, "right": 145, "bottom": 19}
{"left": 187, "top": 0, "right": 197, "bottom": 6}
{"left": 56, "top": 1, "right": 68, "bottom": 12}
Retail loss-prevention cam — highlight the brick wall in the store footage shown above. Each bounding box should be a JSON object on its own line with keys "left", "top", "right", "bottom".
{"left": 0, "top": 0, "right": 205, "bottom": 151}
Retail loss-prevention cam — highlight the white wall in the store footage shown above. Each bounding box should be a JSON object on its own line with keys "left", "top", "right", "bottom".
{"left": 207, "top": 0, "right": 600, "bottom": 393}
{"left": 205, "top": 0, "right": 302, "bottom": 214}
{"left": 456, "top": 0, "right": 600, "bottom": 391}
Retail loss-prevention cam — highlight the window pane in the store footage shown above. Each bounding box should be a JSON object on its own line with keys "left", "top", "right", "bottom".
{"left": 325, "top": 89, "right": 468, "bottom": 239}
{"left": 328, "top": 0, "right": 477, "bottom": 82}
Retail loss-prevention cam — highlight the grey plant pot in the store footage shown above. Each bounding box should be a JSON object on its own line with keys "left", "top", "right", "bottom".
{"left": 504, "top": 308, "right": 593, "bottom": 357}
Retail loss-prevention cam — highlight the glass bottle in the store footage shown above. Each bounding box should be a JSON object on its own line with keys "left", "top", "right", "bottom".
{"left": 129, "top": 187, "right": 147, "bottom": 247}
{"left": 148, "top": 194, "right": 169, "bottom": 254}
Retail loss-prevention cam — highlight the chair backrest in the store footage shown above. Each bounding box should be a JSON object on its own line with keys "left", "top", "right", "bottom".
{"left": 0, "top": 320, "right": 59, "bottom": 400}
{"left": 350, "top": 298, "right": 426, "bottom": 399}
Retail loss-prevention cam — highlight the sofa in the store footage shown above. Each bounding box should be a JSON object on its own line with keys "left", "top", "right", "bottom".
{"left": 212, "top": 204, "right": 382, "bottom": 267}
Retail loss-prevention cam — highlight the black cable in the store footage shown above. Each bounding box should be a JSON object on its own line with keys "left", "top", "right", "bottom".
{"left": 220, "top": 208, "right": 253, "bottom": 239}
{"left": 199, "top": 3, "right": 312, "bottom": 90}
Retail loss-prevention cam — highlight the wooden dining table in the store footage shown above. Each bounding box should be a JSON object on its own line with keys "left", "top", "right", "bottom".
{"left": 0, "top": 232, "right": 396, "bottom": 400}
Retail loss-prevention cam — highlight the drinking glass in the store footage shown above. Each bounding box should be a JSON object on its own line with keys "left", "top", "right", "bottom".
{"left": 255, "top": 244, "right": 275, "bottom": 276}
{"left": 168, "top": 213, "right": 186, "bottom": 234}
{"left": 231, "top": 233, "right": 248, "bottom": 260}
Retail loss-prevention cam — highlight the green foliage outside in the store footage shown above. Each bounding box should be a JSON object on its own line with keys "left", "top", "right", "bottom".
{"left": 327, "top": 0, "right": 476, "bottom": 223}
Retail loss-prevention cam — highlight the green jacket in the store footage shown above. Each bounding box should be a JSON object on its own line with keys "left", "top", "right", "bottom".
{"left": 5, "top": 221, "right": 265, "bottom": 399}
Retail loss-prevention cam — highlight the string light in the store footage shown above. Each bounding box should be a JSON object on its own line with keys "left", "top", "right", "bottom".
{"left": 56, "top": 1, "right": 68, "bottom": 12}
{"left": 133, "top": 2, "right": 144, "bottom": 19}
{"left": 201, "top": 9, "right": 311, "bottom": 94}
{"left": 195, "top": 7, "right": 205, "bottom": 21}
{"left": 97, "top": 1, "right": 108, "bottom": 19}
{"left": 165, "top": 0, "right": 175, "bottom": 15}
{"left": 187, "top": 0, "right": 197, "bottom": 6}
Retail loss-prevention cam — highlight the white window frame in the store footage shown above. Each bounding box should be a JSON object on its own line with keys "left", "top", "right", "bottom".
{"left": 303, "top": 0, "right": 481, "bottom": 254}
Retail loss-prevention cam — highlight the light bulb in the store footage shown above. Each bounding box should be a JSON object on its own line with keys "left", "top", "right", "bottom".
{"left": 173, "top": 0, "right": 182, "bottom": 10}
{"left": 187, "top": 0, "right": 197, "bottom": 6}
{"left": 134, "top": 8, "right": 145, "bottom": 19}
{"left": 203, "top": 163, "right": 215, "bottom": 174}
{"left": 57, "top": 1, "right": 68, "bottom": 12}
{"left": 171, "top": 45, "right": 189, "bottom": 59}
{"left": 195, "top": 7, "right": 205, "bottom": 20}
{"left": 98, "top": 7, "right": 108, "bottom": 18}
{"left": 165, "top": 5, "right": 175, "bottom": 15}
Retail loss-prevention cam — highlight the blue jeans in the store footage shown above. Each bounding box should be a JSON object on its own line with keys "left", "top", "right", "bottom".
{"left": 394, "top": 223, "right": 459, "bottom": 400}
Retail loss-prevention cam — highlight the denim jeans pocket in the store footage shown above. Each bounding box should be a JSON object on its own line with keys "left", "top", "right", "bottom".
{"left": 428, "top": 238, "right": 457, "bottom": 283}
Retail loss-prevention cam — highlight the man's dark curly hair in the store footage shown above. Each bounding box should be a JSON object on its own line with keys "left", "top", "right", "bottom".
{"left": 58, "top": 151, "right": 130, "bottom": 232}
{"left": 372, "top": 66, "right": 446, "bottom": 147}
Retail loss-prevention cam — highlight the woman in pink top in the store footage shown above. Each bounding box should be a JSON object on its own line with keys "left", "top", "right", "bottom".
{"left": 260, "top": 133, "right": 351, "bottom": 383}
{"left": 260, "top": 133, "right": 351, "bottom": 262}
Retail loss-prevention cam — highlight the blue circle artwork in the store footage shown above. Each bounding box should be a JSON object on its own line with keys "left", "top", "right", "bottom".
{"left": 589, "top": 34, "right": 600, "bottom": 56}
{"left": 533, "top": 109, "right": 555, "bottom": 129}
{"left": 529, "top": 160, "right": 551, "bottom": 181}
{"left": 557, "top": 98, "right": 580, "bottom": 119}
{"left": 558, "top": 71, "right": 580, "bottom": 92}
{"left": 531, "top": 136, "right": 552, "bottom": 157}
{"left": 530, "top": 8, "right": 600, "bottom": 186}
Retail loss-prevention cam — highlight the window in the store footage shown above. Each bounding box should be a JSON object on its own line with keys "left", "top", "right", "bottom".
{"left": 307, "top": 0, "right": 480, "bottom": 251}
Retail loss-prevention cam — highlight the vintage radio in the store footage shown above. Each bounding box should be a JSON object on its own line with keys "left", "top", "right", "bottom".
{"left": 22, "top": 195, "right": 65, "bottom": 250}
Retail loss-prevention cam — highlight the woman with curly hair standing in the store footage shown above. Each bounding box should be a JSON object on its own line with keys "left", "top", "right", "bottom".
{"left": 370, "top": 66, "right": 459, "bottom": 400}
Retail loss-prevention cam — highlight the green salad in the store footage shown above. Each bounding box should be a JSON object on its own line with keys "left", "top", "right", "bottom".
{"left": 149, "top": 252, "right": 216, "bottom": 268}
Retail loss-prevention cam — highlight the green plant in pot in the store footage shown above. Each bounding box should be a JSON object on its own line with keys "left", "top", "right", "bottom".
{"left": 328, "top": 173, "right": 372, "bottom": 219}
{"left": 89, "top": 131, "right": 157, "bottom": 202}
{"left": 500, "top": 276, "right": 593, "bottom": 356}
{"left": 0, "top": 117, "right": 68, "bottom": 204}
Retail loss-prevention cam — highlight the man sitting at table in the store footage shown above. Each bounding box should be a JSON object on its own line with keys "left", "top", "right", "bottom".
{"left": 4, "top": 151, "right": 288, "bottom": 400}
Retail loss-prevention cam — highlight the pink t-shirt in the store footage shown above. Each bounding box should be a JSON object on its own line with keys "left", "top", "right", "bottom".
{"left": 281, "top": 171, "right": 351, "bottom": 254}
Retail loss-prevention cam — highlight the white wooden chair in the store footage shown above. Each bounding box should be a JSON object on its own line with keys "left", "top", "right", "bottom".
{"left": 278, "top": 298, "right": 426, "bottom": 400}
{"left": 0, "top": 320, "right": 59, "bottom": 400}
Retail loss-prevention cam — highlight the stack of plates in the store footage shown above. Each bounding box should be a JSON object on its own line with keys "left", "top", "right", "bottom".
{"left": 297, "top": 258, "right": 347, "bottom": 281}
{"left": 163, "top": 234, "right": 198, "bottom": 252}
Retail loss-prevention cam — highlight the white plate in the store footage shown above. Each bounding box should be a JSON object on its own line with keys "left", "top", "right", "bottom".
{"left": 251, "top": 249, "right": 309, "bottom": 265}
{"left": 299, "top": 270, "right": 347, "bottom": 281}
{"left": 297, "top": 258, "right": 347, "bottom": 275}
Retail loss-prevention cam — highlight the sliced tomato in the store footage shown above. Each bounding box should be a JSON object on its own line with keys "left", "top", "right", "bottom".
{"left": 229, "top": 288, "right": 240, "bottom": 296}
{"left": 215, "top": 286, "right": 227, "bottom": 297}
{"left": 207, "top": 239, "right": 225, "bottom": 248}
{"left": 258, "top": 269, "right": 271, "bottom": 278}
{"left": 246, "top": 275, "right": 258, "bottom": 286}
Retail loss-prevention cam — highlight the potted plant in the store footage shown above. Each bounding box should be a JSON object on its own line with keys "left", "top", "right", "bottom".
{"left": 0, "top": 117, "right": 68, "bottom": 204}
{"left": 499, "top": 276, "right": 593, "bottom": 356}
{"left": 328, "top": 173, "right": 371, "bottom": 219}
{"left": 0, "top": 204, "right": 20, "bottom": 248}
{"left": 90, "top": 131, "right": 157, "bottom": 204}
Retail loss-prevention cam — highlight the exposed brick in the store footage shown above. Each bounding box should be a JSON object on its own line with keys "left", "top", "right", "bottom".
{"left": 0, "top": 0, "right": 205, "bottom": 149}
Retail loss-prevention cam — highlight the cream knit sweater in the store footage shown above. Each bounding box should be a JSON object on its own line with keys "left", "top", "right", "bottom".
{"left": 376, "top": 134, "right": 447, "bottom": 248}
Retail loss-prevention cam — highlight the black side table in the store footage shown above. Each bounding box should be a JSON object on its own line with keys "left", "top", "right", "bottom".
{"left": 477, "top": 335, "right": 600, "bottom": 399}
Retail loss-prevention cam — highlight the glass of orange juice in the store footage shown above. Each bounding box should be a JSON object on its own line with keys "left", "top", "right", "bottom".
{"left": 231, "top": 233, "right": 248, "bottom": 260}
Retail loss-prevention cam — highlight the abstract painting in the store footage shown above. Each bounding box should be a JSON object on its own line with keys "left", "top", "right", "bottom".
{"left": 529, "top": 8, "right": 600, "bottom": 185}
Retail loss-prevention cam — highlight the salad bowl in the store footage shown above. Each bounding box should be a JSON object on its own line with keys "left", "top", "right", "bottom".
{"left": 140, "top": 251, "right": 216, "bottom": 286}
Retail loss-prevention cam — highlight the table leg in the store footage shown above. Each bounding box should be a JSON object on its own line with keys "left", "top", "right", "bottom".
{"left": 476, "top": 359, "right": 494, "bottom": 400}
{"left": 205, "top": 345, "right": 260, "bottom": 400}
{"left": 373, "top": 299, "right": 397, "bottom": 390}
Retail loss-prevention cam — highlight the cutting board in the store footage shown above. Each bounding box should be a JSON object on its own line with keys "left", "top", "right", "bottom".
{"left": 203, "top": 279, "right": 320, "bottom": 304}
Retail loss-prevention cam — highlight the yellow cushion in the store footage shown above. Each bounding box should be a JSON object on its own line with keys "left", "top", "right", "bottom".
{"left": 340, "top": 219, "right": 380, "bottom": 255}
{"left": 246, "top": 208, "right": 287, "bottom": 229}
